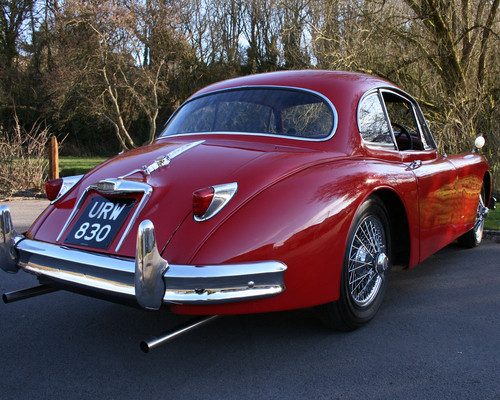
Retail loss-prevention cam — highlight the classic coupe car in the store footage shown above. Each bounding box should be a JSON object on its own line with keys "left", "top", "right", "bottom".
{"left": 0, "top": 70, "right": 494, "bottom": 349}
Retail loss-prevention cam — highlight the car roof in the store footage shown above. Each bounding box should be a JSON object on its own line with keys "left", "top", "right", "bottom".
{"left": 172, "top": 70, "right": 404, "bottom": 155}
{"left": 191, "top": 70, "right": 399, "bottom": 103}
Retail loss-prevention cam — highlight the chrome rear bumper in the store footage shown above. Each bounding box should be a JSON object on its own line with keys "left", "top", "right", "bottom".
{"left": 0, "top": 206, "right": 286, "bottom": 310}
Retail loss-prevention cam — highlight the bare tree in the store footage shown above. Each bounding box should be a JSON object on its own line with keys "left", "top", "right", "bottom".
{"left": 0, "top": 0, "right": 35, "bottom": 69}
{"left": 181, "top": 0, "right": 213, "bottom": 64}
{"left": 280, "top": 0, "right": 312, "bottom": 68}
{"left": 0, "top": 0, "right": 36, "bottom": 101}
{"left": 53, "top": 0, "right": 192, "bottom": 150}
{"left": 312, "top": 0, "right": 499, "bottom": 159}
{"left": 1, "top": 0, "right": 497, "bottom": 179}
{"left": 243, "top": 0, "right": 280, "bottom": 72}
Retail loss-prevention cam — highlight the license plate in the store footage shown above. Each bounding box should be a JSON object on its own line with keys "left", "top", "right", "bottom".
{"left": 64, "top": 196, "right": 136, "bottom": 249}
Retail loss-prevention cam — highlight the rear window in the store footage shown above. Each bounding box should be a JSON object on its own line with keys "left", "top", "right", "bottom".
{"left": 160, "top": 88, "right": 335, "bottom": 140}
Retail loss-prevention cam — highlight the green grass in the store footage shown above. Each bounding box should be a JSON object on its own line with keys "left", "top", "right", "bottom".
{"left": 485, "top": 205, "right": 500, "bottom": 231}
{"left": 59, "top": 156, "right": 108, "bottom": 177}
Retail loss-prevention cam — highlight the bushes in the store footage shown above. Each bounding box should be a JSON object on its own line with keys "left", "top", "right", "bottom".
{"left": 0, "top": 116, "right": 51, "bottom": 198}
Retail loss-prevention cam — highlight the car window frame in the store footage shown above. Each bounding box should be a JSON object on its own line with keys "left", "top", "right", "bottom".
{"left": 357, "top": 89, "right": 397, "bottom": 150}
{"left": 358, "top": 87, "right": 437, "bottom": 152}
{"left": 157, "top": 86, "right": 339, "bottom": 142}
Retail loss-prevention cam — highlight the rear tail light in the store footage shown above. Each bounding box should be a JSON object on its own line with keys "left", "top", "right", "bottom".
{"left": 193, "top": 187, "right": 215, "bottom": 218}
{"left": 192, "top": 182, "right": 238, "bottom": 222}
{"left": 45, "top": 175, "right": 84, "bottom": 202}
{"left": 45, "top": 178, "right": 63, "bottom": 201}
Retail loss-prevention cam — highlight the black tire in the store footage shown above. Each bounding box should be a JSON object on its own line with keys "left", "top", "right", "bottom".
{"left": 316, "top": 197, "right": 392, "bottom": 331}
{"left": 457, "top": 184, "right": 487, "bottom": 248}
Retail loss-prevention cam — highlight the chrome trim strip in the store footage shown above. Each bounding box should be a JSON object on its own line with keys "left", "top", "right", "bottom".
{"left": 162, "top": 261, "right": 287, "bottom": 304}
{"left": 89, "top": 179, "right": 153, "bottom": 195}
{"left": 0, "top": 205, "right": 19, "bottom": 273}
{"left": 156, "top": 131, "right": 332, "bottom": 143}
{"left": 135, "top": 220, "right": 168, "bottom": 309}
{"left": 357, "top": 87, "right": 437, "bottom": 151}
{"left": 357, "top": 88, "right": 397, "bottom": 150}
{"left": 119, "top": 140, "right": 205, "bottom": 179}
{"left": 164, "top": 286, "right": 284, "bottom": 304}
{"left": 55, "top": 188, "right": 90, "bottom": 242}
{"left": 91, "top": 180, "right": 153, "bottom": 252}
{"left": 51, "top": 175, "right": 84, "bottom": 204}
{"left": 23, "top": 262, "right": 136, "bottom": 296}
{"left": 55, "top": 179, "right": 153, "bottom": 252}
{"left": 158, "top": 85, "right": 338, "bottom": 142}
{"left": 152, "top": 140, "right": 204, "bottom": 170}
{"left": 12, "top": 223, "right": 287, "bottom": 308}
{"left": 194, "top": 182, "right": 238, "bottom": 222}
{"left": 167, "top": 262, "right": 286, "bottom": 279}
{"left": 17, "top": 239, "right": 135, "bottom": 296}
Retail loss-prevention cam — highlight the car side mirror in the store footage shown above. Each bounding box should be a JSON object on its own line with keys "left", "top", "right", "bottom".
{"left": 472, "top": 136, "right": 485, "bottom": 152}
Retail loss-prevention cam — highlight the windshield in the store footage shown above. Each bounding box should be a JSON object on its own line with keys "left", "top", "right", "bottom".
{"left": 160, "top": 88, "right": 335, "bottom": 140}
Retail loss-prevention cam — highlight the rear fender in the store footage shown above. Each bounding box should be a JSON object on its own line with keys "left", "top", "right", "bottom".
{"left": 167, "top": 159, "right": 418, "bottom": 315}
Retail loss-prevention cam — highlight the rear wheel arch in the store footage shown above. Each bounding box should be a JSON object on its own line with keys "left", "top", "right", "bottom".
{"left": 483, "top": 170, "right": 493, "bottom": 206}
{"left": 317, "top": 190, "right": 411, "bottom": 330}
{"left": 457, "top": 177, "right": 489, "bottom": 248}
{"left": 369, "top": 189, "right": 411, "bottom": 268}
{"left": 317, "top": 195, "right": 392, "bottom": 330}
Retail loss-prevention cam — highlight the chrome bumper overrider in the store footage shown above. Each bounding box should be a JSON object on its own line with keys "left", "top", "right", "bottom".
{"left": 0, "top": 206, "right": 286, "bottom": 310}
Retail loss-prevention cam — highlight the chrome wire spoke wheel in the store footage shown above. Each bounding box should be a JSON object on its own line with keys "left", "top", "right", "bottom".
{"left": 458, "top": 183, "right": 488, "bottom": 248}
{"left": 348, "top": 215, "right": 388, "bottom": 307}
{"left": 315, "top": 197, "right": 391, "bottom": 331}
{"left": 473, "top": 195, "right": 488, "bottom": 243}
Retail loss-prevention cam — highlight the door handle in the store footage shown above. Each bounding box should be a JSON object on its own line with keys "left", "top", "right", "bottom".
{"left": 406, "top": 160, "right": 422, "bottom": 170}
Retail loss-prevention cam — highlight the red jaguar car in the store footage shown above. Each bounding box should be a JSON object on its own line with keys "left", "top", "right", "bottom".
{"left": 1, "top": 70, "right": 494, "bottom": 349}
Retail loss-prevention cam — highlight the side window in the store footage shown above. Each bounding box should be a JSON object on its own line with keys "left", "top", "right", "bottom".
{"left": 358, "top": 93, "right": 394, "bottom": 148}
{"left": 381, "top": 92, "right": 429, "bottom": 151}
{"left": 414, "top": 105, "right": 434, "bottom": 150}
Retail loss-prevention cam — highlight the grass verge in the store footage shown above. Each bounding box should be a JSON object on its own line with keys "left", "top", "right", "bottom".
{"left": 59, "top": 156, "right": 107, "bottom": 177}
{"left": 485, "top": 205, "right": 500, "bottom": 231}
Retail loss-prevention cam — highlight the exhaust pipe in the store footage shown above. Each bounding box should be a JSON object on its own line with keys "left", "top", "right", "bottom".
{"left": 140, "top": 315, "right": 219, "bottom": 353}
{"left": 3, "top": 284, "right": 59, "bottom": 304}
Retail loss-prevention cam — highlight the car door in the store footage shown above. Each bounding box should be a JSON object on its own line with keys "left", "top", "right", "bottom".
{"left": 379, "top": 90, "right": 460, "bottom": 261}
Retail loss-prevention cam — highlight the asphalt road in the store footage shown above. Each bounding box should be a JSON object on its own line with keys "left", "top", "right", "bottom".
{"left": 1, "top": 200, "right": 499, "bottom": 400}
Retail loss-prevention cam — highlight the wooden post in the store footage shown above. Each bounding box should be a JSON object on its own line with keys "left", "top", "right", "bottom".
{"left": 49, "top": 136, "right": 59, "bottom": 180}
